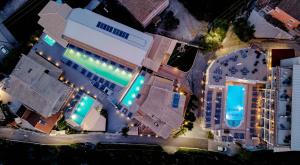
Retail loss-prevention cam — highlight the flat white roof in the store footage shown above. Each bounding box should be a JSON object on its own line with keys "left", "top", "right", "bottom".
{"left": 291, "top": 65, "right": 300, "bottom": 151}
{"left": 63, "top": 8, "right": 153, "bottom": 66}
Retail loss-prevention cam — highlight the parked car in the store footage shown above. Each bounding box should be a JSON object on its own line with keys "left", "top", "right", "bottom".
{"left": 217, "top": 146, "right": 228, "bottom": 152}
{"left": 0, "top": 45, "right": 9, "bottom": 56}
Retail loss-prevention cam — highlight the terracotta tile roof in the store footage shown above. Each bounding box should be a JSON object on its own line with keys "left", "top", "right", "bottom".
{"left": 278, "top": 0, "right": 300, "bottom": 20}
{"left": 117, "top": 0, "right": 169, "bottom": 27}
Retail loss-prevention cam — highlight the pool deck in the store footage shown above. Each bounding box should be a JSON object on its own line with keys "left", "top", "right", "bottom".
{"left": 204, "top": 48, "right": 267, "bottom": 146}
{"left": 207, "top": 48, "right": 267, "bottom": 86}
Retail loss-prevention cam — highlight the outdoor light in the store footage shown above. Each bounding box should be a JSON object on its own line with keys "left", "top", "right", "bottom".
{"left": 131, "top": 93, "right": 136, "bottom": 98}
{"left": 71, "top": 114, "right": 76, "bottom": 119}
{"left": 47, "top": 57, "right": 52, "bottom": 61}
{"left": 121, "top": 71, "right": 126, "bottom": 75}
{"left": 115, "top": 68, "right": 119, "bottom": 72}
{"left": 128, "top": 100, "right": 132, "bottom": 105}
{"left": 96, "top": 60, "right": 100, "bottom": 64}
{"left": 135, "top": 87, "right": 140, "bottom": 91}
{"left": 80, "top": 102, "right": 85, "bottom": 106}
{"left": 140, "top": 79, "right": 144, "bottom": 84}
{"left": 109, "top": 65, "right": 113, "bottom": 69}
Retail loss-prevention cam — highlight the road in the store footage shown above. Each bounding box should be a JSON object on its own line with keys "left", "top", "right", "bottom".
{"left": 0, "top": 127, "right": 208, "bottom": 149}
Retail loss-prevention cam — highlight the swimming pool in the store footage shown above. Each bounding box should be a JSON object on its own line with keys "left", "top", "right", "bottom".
{"left": 71, "top": 95, "right": 95, "bottom": 126}
{"left": 225, "top": 85, "right": 245, "bottom": 128}
{"left": 63, "top": 48, "right": 132, "bottom": 86}
{"left": 121, "top": 75, "right": 145, "bottom": 107}
{"left": 43, "top": 35, "right": 56, "bottom": 46}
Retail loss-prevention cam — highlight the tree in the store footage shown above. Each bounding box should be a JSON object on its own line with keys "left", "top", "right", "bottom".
{"left": 56, "top": 119, "right": 68, "bottom": 131}
{"left": 162, "top": 11, "right": 180, "bottom": 31}
{"left": 207, "top": 131, "right": 214, "bottom": 139}
{"left": 100, "top": 109, "right": 108, "bottom": 118}
{"left": 232, "top": 18, "right": 255, "bottom": 42}
{"left": 121, "top": 127, "right": 129, "bottom": 137}
{"left": 183, "top": 121, "right": 194, "bottom": 130}
{"left": 185, "top": 112, "right": 196, "bottom": 122}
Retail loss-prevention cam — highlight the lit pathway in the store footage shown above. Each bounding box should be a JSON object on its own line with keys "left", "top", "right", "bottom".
{"left": 0, "top": 127, "right": 208, "bottom": 149}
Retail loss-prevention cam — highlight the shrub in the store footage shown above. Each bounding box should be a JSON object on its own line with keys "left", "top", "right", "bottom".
{"left": 183, "top": 121, "right": 194, "bottom": 130}
{"left": 232, "top": 18, "right": 255, "bottom": 42}
{"left": 185, "top": 112, "right": 196, "bottom": 122}
{"left": 207, "top": 131, "right": 214, "bottom": 139}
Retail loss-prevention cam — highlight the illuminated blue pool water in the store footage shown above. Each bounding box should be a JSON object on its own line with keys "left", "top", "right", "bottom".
{"left": 121, "top": 75, "right": 145, "bottom": 107}
{"left": 43, "top": 35, "right": 56, "bottom": 46}
{"left": 71, "top": 95, "right": 95, "bottom": 126}
{"left": 225, "top": 85, "right": 245, "bottom": 128}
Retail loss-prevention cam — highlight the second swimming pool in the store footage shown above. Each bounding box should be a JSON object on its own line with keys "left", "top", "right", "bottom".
{"left": 225, "top": 85, "right": 246, "bottom": 128}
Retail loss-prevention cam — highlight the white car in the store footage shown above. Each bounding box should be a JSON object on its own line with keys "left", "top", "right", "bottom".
{"left": 217, "top": 146, "right": 228, "bottom": 152}
{"left": 0, "top": 45, "right": 9, "bottom": 56}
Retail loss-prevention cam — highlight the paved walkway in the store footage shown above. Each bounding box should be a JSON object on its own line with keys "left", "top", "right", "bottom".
{"left": 0, "top": 127, "right": 208, "bottom": 149}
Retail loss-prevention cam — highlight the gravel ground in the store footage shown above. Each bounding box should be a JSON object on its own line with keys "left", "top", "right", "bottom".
{"left": 157, "top": 0, "right": 208, "bottom": 42}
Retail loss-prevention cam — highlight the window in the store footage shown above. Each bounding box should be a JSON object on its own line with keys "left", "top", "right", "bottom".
{"left": 96, "top": 21, "right": 129, "bottom": 39}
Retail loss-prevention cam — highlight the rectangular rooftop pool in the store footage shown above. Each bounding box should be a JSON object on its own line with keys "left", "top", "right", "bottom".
{"left": 71, "top": 95, "right": 94, "bottom": 126}
{"left": 225, "top": 85, "right": 246, "bottom": 128}
{"left": 121, "top": 75, "right": 145, "bottom": 107}
{"left": 63, "top": 48, "right": 132, "bottom": 86}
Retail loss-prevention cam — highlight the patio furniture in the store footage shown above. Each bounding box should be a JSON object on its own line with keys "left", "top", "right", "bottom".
{"left": 240, "top": 50, "right": 248, "bottom": 58}
{"left": 240, "top": 67, "right": 249, "bottom": 75}
{"left": 229, "top": 66, "right": 238, "bottom": 74}
{"left": 72, "top": 64, "right": 79, "bottom": 70}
